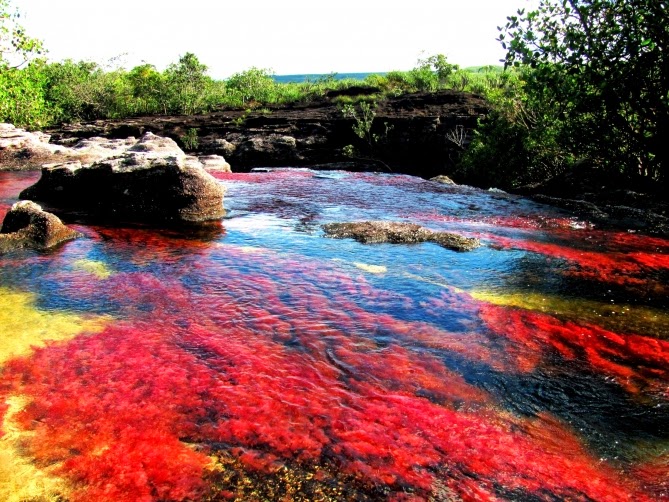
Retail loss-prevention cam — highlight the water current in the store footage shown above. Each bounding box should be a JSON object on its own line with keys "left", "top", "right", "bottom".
{"left": 1, "top": 169, "right": 668, "bottom": 501}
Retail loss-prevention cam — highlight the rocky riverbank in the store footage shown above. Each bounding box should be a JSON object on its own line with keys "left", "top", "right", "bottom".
{"left": 2, "top": 88, "right": 668, "bottom": 236}
{"left": 34, "top": 90, "right": 489, "bottom": 179}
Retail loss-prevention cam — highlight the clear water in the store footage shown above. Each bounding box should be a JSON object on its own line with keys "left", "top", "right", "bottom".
{"left": 1, "top": 169, "right": 668, "bottom": 501}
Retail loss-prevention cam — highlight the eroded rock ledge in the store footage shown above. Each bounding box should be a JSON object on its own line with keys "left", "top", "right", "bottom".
{"left": 322, "top": 221, "right": 480, "bottom": 251}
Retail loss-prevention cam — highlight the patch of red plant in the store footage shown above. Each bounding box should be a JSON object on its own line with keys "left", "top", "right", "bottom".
{"left": 1, "top": 247, "right": 656, "bottom": 501}
{"left": 479, "top": 302, "right": 669, "bottom": 395}
{"left": 486, "top": 234, "right": 669, "bottom": 288}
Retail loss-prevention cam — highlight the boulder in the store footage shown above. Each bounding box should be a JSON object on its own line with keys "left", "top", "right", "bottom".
{"left": 0, "top": 201, "right": 82, "bottom": 253}
{"left": 199, "top": 154, "right": 232, "bottom": 172}
{"left": 20, "top": 132, "right": 226, "bottom": 225}
{"left": 236, "top": 134, "right": 299, "bottom": 164}
{"left": 322, "top": 221, "right": 480, "bottom": 251}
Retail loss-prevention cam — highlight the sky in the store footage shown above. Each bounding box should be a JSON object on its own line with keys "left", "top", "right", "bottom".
{"left": 16, "top": 0, "right": 537, "bottom": 79}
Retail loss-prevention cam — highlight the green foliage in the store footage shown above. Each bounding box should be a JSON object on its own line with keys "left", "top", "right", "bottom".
{"left": 1, "top": 0, "right": 44, "bottom": 70}
{"left": 0, "top": 60, "right": 50, "bottom": 127}
{"left": 498, "top": 0, "right": 669, "bottom": 182}
{"left": 225, "top": 67, "right": 276, "bottom": 105}
{"left": 458, "top": 73, "right": 575, "bottom": 188}
{"left": 180, "top": 128, "right": 199, "bottom": 150}
{"left": 0, "top": 0, "right": 49, "bottom": 127}
{"left": 340, "top": 101, "right": 393, "bottom": 170}
{"left": 164, "top": 53, "right": 211, "bottom": 115}
{"left": 127, "top": 64, "right": 166, "bottom": 114}
{"left": 341, "top": 101, "right": 377, "bottom": 146}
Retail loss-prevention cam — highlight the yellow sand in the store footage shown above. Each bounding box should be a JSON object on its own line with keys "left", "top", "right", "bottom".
{"left": 0, "top": 395, "right": 71, "bottom": 501}
{"left": 0, "top": 287, "right": 110, "bottom": 366}
{"left": 470, "top": 290, "right": 669, "bottom": 339}
{"left": 0, "top": 287, "right": 110, "bottom": 499}
{"left": 72, "top": 259, "right": 113, "bottom": 279}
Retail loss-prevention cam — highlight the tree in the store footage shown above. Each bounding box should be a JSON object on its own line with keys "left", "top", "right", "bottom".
{"left": 0, "top": 1, "right": 47, "bottom": 127}
{"left": 499, "top": 0, "right": 669, "bottom": 182}
{"left": 165, "top": 52, "right": 210, "bottom": 115}
{"left": 127, "top": 64, "right": 166, "bottom": 114}
{"left": 225, "top": 67, "right": 276, "bottom": 105}
{"left": 1, "top": 0, "right": 43, "bottom": 70}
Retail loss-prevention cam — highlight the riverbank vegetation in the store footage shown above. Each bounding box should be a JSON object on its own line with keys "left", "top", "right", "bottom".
{"left": 1, "top": 0, "right": 667, "bottom": 191}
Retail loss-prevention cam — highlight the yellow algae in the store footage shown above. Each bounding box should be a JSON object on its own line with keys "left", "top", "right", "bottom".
{"left": 470, "top": 290, "right": 669, "bottom": 339}
{"left": 72, "top": 258, "right": 113, "bottom": 279}
{"left": 0, "top": 395, "right": 71, "bottom": 501}
{"left": 0, "top": 287, "right": 110, "bottom": 366}
{"left": 353, "top": 262, "right": 387, "bottom": 274}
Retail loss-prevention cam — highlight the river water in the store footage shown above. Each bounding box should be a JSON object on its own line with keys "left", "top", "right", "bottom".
{"left": 1, "top": 169, "right": 668, "bottom": 501}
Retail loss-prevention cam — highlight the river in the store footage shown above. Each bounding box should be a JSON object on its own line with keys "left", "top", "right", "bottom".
{"left": 1, "top": 169, "right": 668, "bottom": 501}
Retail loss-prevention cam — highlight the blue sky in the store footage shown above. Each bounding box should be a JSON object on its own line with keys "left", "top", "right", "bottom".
{"left": 17, "top": 0, "right": 537, "bottom": 78}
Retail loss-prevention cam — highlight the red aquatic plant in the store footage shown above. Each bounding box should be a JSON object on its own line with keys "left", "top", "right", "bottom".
{"left": 479, "top": 302, "right": 669, "bottom": 395}
{"left": 2, "top": 171, "right": 667, "bottom": 500}
{"left": 485, "top": 233, "right": 669, "bottom": 289}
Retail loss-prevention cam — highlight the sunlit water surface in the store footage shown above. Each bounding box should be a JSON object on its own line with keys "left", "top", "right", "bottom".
{"left": 1, "top": 169, "right": 668, "bottom": 501}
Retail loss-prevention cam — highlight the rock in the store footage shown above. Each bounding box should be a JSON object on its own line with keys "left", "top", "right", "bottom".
{"left": 0, "top": 123, "right": 65, "bottom": 169}
{"left": 430, "top": 175, "right": 456, "bottom": 184}
{"left": 237, "top": 134, "right": 299, "bottom": 165}
{"left": 322, "top": 221, "right": 480, "bottom": 251}
{"left": 198, "top": 154, "right": 231, "bottom": 172}
{"left": 0, "top": 124, "right": 144, "bottom": 169}
{"left": 70, "top": 136, "right": 138, "bottom": 164}
{"left": 0, "top": 123, "right": 57, "bottom": 153}
{"left": 0, "top": 201, "right": 82, "bottom": 253}
{"left": 40, "top": 90, "right": 489, "bottom": 178}
{"left": 20, "top": 132, "right": 226, "bottom": 225}
{"left": 199, "top": 137, "right": 237, "bottom": 157}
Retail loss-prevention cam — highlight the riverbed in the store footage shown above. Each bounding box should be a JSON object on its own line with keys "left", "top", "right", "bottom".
{"left": 1, "top": 169, "right": 668, "bottom": 501}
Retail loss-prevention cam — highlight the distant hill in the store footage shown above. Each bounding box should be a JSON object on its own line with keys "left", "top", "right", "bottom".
{"left": 272, "top": 72, "right": 386, "bottom": 84}
{"left": 273, "top": 67, "right": 505, "bottom": 84}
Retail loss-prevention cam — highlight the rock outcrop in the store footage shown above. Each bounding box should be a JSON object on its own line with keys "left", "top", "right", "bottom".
{"left": 322, "top": 221, "right": 480, "bottom": 251}
{"left": 0, "top": 201, "right": 82, "bottom": 253}
{"left": 20, "top": 132, "right": 226, "bottom": 225}
{"left": 1, "top": 123, "right": 233, "bottom": 173}
{"left": 43, "top": 90, "right": 488, "bottom": 179}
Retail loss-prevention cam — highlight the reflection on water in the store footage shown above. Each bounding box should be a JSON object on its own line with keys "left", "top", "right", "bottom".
{"left": 1, "top": 169, "right": 668, "bottom": 501}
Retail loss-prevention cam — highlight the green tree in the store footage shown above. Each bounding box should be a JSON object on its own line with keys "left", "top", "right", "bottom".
{"left": 225, "top": 67, "right": 276, "bottom": 105}
{"left": 1, "top": 0, "right": 43, "bottom": 70}
{"left": 0, "top": 0, "right": 48, "bottom": 127}
{"left": 0, "top": 60, "right": 50, "bottom": 127}
{"left": 499, "top": 0, "right": 669, "bottom": 182}
{"left": 164, "top": 52, "right": 210, "bottom": 115}
{"left": 127, "top": 63, "right": 166, "bottom": 114}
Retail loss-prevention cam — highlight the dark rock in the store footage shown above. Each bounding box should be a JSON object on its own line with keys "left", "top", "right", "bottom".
{"left": 20, "top": 132, "right": 226, "bottom": 225}
{"left": 43, "top": 90, "right": 489, "bottom": 179}
{"left": 516, "top": 166, "right": 669, "bottom": 236}
{"left": 324, "top": 85, "right": 381, "bottom": 98}
{"left": 0, "top": 201, "right": 82, "bottom": 252}
{"left": 322, "top": 221, "right": 480, "bottom": 251}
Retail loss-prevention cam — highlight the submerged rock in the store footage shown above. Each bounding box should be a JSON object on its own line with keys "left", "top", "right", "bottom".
{"left": 322, "top": 221, "right": 480, "bottom": 251}
{"left": 0, "top": 201, "right": 82, "bottom": 252}
{"left": 20, "top": 132, "right": 226, "bottom": 224}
